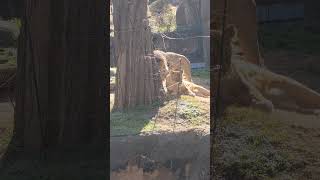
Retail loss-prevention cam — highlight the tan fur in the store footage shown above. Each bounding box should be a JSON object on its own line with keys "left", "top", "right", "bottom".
{"left": 154, "top": 50, "right": 192, "bottom": 82}
{"left": 223, "top": 25, "right": 320, "bottom": 115}
{"left": 154, "top": 50, "right": 210, "bottom": 98}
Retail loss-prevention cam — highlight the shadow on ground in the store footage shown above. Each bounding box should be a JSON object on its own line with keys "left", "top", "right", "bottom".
{"left": 0, "top": 145, "right": 107, "bottom": 180}
{"left": 111, "top": 130, "right": 209, "bottom": 180}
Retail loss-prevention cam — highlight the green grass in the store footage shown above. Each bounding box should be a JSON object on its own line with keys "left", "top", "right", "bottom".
{"left": 215, "top": 106, "right": 320, "bottom": 179}
{"left": 110, "top": 105, "right": 158, "bottom": 136}
{"left": 223, "top": 107, "right": 289, "bottom": 145}
{"left": 110, "top": 95, "right": 209, "bottom": 136}
{"left": 159, "top": 95, "right": 209, "bottom": 125}
{"left": 179, "top": 95, "right": 209, "bottom": 125}
{"left": 110, "top": 66, "right": 210, "bottom": 136}
{"left": 8, "top": 18, "right": 21, "bottom": 30}
{"left": 0, "top": 127, "right": 13, "bottom": 158}
{"left": 259, "top": 22, "right": 320, "bottom": 55}
{"left": 214, "top": 106, "right": 294, "bottom": 179}
{"left": 0, "top": 48, "right": 16, "bottom": 67}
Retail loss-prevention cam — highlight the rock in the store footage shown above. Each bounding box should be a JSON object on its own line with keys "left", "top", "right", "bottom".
{"left": 176, "top": 0, "right": 209, "bottom": 30}
{"left": 175, "top": 0, "right": 210, "bottom": 63}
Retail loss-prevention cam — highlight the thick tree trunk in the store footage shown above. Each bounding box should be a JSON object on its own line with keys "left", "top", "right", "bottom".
{"left": 10, "top": 0, "right": 107, "bottom": 151}
{"left": 113, "top": 0, "right": 161, "bottom": 110}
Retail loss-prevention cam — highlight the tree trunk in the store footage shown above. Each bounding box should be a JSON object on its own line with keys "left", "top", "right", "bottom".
{"left": 113, "top": 0, "right": 162, "bottom": 110}
{"left": 10, "top": 0, "right": 107, "bottom": 152}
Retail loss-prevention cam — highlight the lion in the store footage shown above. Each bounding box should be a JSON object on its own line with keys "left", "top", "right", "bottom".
{"left": 154, "top": 50, "right": 210, "bottom": 98}
{"left": 218, "top": 25, "right": 320, "bottom": 115}
{"left": 154, "top": 50, "right": 192, "bottom": 82}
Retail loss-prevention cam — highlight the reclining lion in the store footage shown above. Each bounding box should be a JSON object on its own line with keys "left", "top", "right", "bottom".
{"left": 218, "top": 25, "right": 320, "bottom": 115}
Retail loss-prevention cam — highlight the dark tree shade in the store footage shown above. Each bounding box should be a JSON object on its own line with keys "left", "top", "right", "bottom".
{"left": 305, "top": 0, "right": 320, "bottom": 32}
{"left": 0, "top": 0, "right": 23, "bottom": 18}
{"left": 10, "top": 0, "right": 108, "bottom": 151}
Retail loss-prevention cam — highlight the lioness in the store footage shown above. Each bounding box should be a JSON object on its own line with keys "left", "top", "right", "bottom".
{"left": 154, "top": 50, "right": 210, "bottom": 98}
{"left": 154, "top": 50, "right": 192, "bottom": 82}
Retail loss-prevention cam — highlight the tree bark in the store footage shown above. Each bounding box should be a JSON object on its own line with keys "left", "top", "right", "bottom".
{"left": 113, "top": 0, "right": 162, "bottom": 110}
{"left": 10, "top": 0, "right": 107, "bottom": 152}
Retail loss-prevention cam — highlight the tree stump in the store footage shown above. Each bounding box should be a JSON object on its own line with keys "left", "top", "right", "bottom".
{"left": 113, "top": 0, "right": 162, "bottom": 110}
